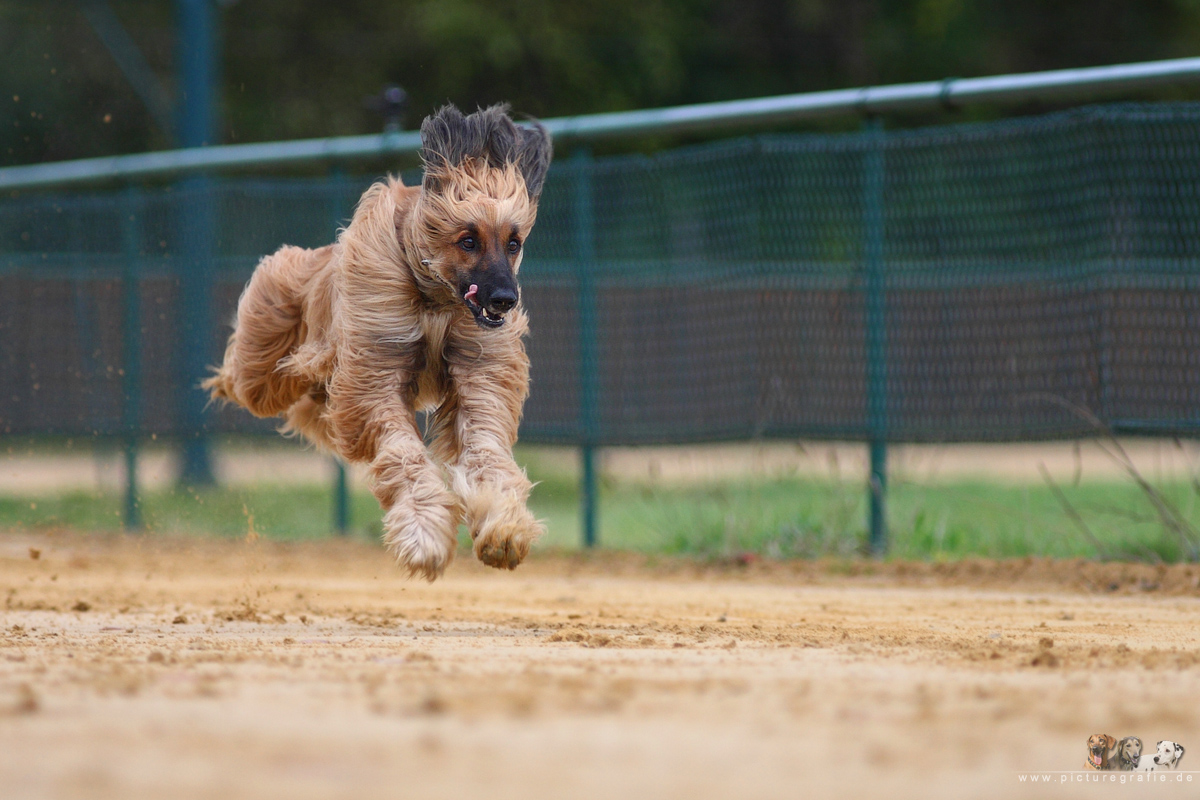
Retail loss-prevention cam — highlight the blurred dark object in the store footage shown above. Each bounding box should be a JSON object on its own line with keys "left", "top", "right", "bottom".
{"left": 364, "top": 85, "right": 408, "bottom": 133}
{"left": 78, "top": 0, "right": 176, "bottom": 141}
{"left": 10, "top": 1, "right": 1200, "bottom": 166}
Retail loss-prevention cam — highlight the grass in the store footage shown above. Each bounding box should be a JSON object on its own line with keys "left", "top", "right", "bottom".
{"left": 2, "top": 452, "right": 1199, "bottom": 563}
{"left": 0, "top": 485, "right": 385, "bottom": 542}
{"left": 531, "top": 471, "right": 1200, "bottom": 562}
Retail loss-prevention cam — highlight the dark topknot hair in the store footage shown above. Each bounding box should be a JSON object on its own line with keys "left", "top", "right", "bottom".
{"left": 419, "top": 104, "right": 553, "bottom": 200}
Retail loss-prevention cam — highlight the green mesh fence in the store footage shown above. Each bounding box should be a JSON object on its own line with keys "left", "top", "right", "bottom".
{"left": 2, "top": 102, "right": 1200, "bottom": 446}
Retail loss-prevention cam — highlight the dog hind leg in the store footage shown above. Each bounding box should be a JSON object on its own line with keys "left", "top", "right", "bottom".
{"left": 204, "top": 246, "right": 315, "bottom": 417}
{"left": 281, "top": 392, "right": 337, "bottom": 452}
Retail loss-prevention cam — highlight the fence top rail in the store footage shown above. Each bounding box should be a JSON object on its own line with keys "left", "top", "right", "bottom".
{"left": 4, "top": 57, "right": 1200, "bottom": 192}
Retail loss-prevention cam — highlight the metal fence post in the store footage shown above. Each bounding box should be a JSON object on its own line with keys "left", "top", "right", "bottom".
{"left": 573, "top": 147, "right": 600, "bottom": 548}
{"left": 863, "top": 117, "right": 888, "bottom": 556}
{"left": 121, "top": 186, "right": 143, "bottom": 530}
{"left": 177, "top": 175, "right": 217, "bottom": 486}
{"left": 333, "top": 460, "right": 349, "bottom": 536}
{"left": 175, "top": 0, "right": 218, "bottom": 487}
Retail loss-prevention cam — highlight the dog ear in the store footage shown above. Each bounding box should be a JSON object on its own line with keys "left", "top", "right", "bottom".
{"left": 1106, "top": 735, "right": 1116, "bottom": 750}
{"left": 514, "top": 121, "right": 552, "bottom": 200}
{"left": 419, "top": 104, "right": 468, "bottom": 196}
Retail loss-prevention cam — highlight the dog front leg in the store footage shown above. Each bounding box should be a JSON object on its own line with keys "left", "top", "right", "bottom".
{"left": 332, "top": 375, "right": 460, "bottom": 580}
{"left": 444, "top": 366, "right": 543, "bottom": 571}
{"left": 370, "top": 419, "right": 461, "bottom": 580}
{"left": 451, "top": 432, "right": 543, "bottom": 570}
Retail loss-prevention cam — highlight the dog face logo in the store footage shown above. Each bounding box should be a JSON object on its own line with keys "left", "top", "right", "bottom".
{"left": 1114, "top": 736, "right": 1142, "bottom": 771}
{"left": 413, "top": 104, "right": 552, "bottom": 330}
{"left": 1085, "top": 734, "right": 1115, "bottom": 770}
{"left": 1136, "top": 740, "right": 1186, "bottom": 771}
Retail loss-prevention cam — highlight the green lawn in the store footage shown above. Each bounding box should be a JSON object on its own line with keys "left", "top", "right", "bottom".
{"left": 529, "top": 463, "right": 1200, "bottom": 561}
{"left": 3, "top": 456, "right": 1199, "bottom": 562}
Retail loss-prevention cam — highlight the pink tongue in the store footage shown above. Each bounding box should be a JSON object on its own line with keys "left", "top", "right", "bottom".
{"left": 464, "top": 284, "right": 479, "bottom": 304}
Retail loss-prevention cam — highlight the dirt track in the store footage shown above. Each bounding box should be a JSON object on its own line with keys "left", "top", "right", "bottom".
{"left": 3, "top": 533, "right": 1200, "bottom": 798}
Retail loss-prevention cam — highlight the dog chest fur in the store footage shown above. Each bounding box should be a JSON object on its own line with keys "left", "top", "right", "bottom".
{"left": 411, "top": 310, "right": 453, "bottom": 411}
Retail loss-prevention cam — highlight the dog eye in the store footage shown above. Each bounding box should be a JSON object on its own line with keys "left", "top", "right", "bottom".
{"left": 508, "top": 239, "right": 521, "bottom": 254}
{"left": 459, "top": 236, "right": 476, "bottom": 251}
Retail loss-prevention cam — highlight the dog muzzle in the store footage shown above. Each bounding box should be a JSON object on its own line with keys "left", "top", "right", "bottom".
{"left": 463, "top": 283, "right": 508, "bottom": 329}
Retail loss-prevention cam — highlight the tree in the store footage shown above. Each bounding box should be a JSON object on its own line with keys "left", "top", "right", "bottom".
{"left": 5, "top": 0, "right": 1200, "bottom": 166}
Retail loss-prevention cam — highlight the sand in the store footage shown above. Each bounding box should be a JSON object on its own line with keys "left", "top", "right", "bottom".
{"left": 2, "top": 532, "right": 1200, "bottom": 798}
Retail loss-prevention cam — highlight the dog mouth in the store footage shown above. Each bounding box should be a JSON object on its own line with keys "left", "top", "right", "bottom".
{"left": 462, "top": 284, "right": 506, "bottom": 329}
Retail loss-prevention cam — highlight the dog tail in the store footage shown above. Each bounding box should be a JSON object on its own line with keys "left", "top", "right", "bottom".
{"left": 203, "top": 245, "right": 319, "bottom": 417}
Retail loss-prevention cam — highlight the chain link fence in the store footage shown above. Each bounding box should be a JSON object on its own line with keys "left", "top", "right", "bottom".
{"left": 2, "top": 102, "right": 1200, "bottom": 541}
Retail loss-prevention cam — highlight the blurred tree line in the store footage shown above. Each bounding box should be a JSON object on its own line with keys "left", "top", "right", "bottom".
{"left": 5, "top": 0, "right": 1200, "bottom": 165}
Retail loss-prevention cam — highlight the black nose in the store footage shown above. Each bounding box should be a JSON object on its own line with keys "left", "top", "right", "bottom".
{"left": 487, "top": 287, "right": 518, "bottom": 313}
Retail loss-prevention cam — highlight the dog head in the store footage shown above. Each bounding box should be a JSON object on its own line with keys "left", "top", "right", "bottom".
{"left": 1152, "top": 740, "right": 1185, "bottom": 769}
{"left": 1116, "top": 737, "right": 1142, "bottom": 769}
{"left": 410, "top": 103, "right": 552, "bottom": 329}
{"left": 1086, "top": 734, "right": 1115, "bottom": 769}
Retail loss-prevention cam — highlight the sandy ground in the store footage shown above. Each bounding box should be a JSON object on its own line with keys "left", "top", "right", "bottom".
{"left": 3, "top": 534, "right": 1200, "bottom": 798}
{"left": 3, "top": 438, "right": 1200, "bottom": 494}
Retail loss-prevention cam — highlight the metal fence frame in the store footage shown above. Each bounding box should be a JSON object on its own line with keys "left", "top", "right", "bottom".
{"left": 5, "top": 57, "right": 1200, "bottom": 549}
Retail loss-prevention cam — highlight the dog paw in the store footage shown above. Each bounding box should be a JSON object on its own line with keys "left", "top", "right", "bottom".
{"left": 382, "top": 495, "right": 458, "bottom": 581}
{"left": 467, "top": 492, "right": 544, "bottom": 571}
{"left": 476, "top": 534, "right": 528, "bottom": 570}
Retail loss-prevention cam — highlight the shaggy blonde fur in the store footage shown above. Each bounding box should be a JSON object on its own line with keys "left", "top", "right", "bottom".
{"left": 204, "top": 104, "right": 551, "bottom": 580}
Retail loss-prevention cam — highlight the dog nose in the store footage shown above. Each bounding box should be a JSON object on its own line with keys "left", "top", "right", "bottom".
{"left": 487, "top": 287, "right": 518, "bottom": 313}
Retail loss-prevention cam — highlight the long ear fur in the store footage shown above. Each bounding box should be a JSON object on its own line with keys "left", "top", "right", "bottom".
{"left": 420, "top": 103, "right": 553, "bottom": 199}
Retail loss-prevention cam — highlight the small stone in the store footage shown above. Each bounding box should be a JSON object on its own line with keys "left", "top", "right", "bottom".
{"left": 1031, "top": 650, "right": 1059, "bottom": 668}
{"left": 420, "top": 695, "right": 447, "bottom": 714}
{"left": 13, "top": 684, "right": 38, "bottom": 714}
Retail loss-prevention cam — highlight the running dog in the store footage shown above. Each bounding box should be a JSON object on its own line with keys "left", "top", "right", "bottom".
{"left": 205, "top": 104, "right": 552, "bottom": 580}
{"left": 1084, "top": 734, "right": 1116, "bottom": 770}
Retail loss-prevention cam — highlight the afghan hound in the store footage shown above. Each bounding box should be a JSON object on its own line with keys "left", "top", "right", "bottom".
{"left": 204, "top": 104, "right": 552, "bottom": 580}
